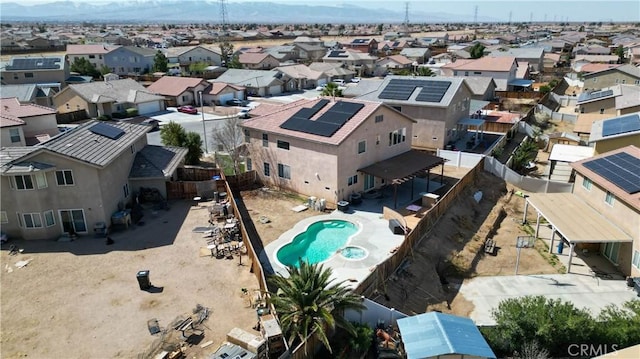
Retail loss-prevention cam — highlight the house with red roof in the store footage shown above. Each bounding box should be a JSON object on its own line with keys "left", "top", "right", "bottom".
{"left": 66, "top": 44, "right": 118, "bottom": 70}
{"left": 238, "top": 52, "right": 280, "bottom": 70}
{"left": 239, "top": 98, "right": 418, "bottom": 205}
{"left": 0, "top": 97, "right": 58, "bottom": 146}
{"left": 146, "top": 76, "right": 210, "bottom": 107}
{"left": 201, "top": 82, "right": 246, "bottom": 106}
{"left": 440, "top": 56, "right": 519, "bottom": 91}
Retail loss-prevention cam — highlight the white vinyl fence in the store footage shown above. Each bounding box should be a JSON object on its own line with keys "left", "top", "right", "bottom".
{"left": 484, "top": 156, "right": 574, "bottom": 193}
{"left": 436, "top": 149, "right": 485, "bottom": 168}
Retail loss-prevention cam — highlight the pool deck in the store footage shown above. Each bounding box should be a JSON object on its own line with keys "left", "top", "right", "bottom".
{"left": 261, "top": 208, "right": 406, "bottom": 290}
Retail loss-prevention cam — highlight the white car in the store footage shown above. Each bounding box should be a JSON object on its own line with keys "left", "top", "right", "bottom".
{"left": 332, "top": 79, "right": 345, "bottom": 86}
{"left": 315, "top": 84, "right": 326, "bottom": 91}
{"left": 351, "top": 77, "right": 361, "bottom": 83}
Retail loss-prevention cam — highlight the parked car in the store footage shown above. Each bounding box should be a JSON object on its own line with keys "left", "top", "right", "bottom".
{"left": 238, "top": 109, "right": 251, "bottom": 119}
{"left": 315, "top": 84, "right": 327, "bottom": 91}
{"left": 177, "top": 105, "right": 198, "bottom": 114}
{"left": 141, "top": 119, "right": 160, "bottom": 131}
{"left": 332, "top": 79, "right": 345, "bottom": 86}
{"left": 226, "top": 98, "right": 245, "bottom": 106}
{"left": 351, "top": 77, "right": 361, "bottom": 83}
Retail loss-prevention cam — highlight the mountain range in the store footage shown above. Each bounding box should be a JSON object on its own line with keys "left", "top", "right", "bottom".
{"left": 0, "top": 1, "right": 497, "bottom": 23}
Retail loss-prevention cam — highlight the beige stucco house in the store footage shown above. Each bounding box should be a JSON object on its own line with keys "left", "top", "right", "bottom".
{"left": 582, "top": 64, "right": 640, "bottom": 90}
{"left": 588, "top": 112, "right": 640, "bottom": 154}
{"left": 66, "top": 44, "right": 117, "bottom": 70}
{"left": 0, "top": 55, "right": 70, "bottom": 87}
{"left": 239, "top": 98, "right": 416, "bottom": 205}
{"left": 0, "top": 120, "right": 187, "bottom": 240}
{"left": 146, "top": 76, "right": 210, "bottom": 107}
{"left": 0, "top": 97, "right": 59, "bottom": 146}
{"left": 577, "top": 85, "right": 640, "bottom": 116}
{"left": 440, "top": 56, "right": 518, "bottom": 91}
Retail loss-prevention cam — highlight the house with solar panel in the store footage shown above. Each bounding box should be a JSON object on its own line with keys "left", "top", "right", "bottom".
{"left": 440, "top": 56, "right": 521, "bottom": 91}
{"left": 588, "top": 113, "right": 640, "bottom": 154}
{"left": 582, "top": 64, "right": 640, "bottom": 90}
{"left": 239, "top": 98, "right": 419, "bottom": 205}
{"left": 0, "top": 55, "right": 70, "bottom": 87}
{"left": 576, "top": 85, "right": 640, "bottom": 116}
{"left": 357, "top": 76, "right": 474, "bottom": 151}
{"left": 524, "top": 146, "right": 640, "bottom": 277}
{"left": 0, "top": 120, "right": 187, "bottom": 241}
{"left": 322, "top": 49, "right": 378, "bottom": 78}
{"left": 343, "top": 38, "right": 378, "bottom": 54}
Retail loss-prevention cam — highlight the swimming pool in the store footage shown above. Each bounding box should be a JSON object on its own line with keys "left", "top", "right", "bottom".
{"left": 340, "top": 246, "right": 368, "bottom": 260}
{"left": 276, "top": 219, "right": 359, "bottom": 267}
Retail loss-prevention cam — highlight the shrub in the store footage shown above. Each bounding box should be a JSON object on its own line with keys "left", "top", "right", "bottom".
{"left": 97, "top": 114, "right": 112, "bottom": 121}
{"left": 111, "top": 112, "right": 126, "bottom": 119}
{"left": 126, "top": 108, "right": 139, "bottom": 117}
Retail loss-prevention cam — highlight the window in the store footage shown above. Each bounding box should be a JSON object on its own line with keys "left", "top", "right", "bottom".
{"left": 391, "top": 106, "right": 401, "bottom": 112}
{"left": 34, "top": 172, "right": 47, "bottom": 189}
{"left": 89, "top": 54, "right": 95, "bottom": 59}
{"left": 615, "top": 79, "right": 619, "bottom": 84}
{"left": 358, "top": 140, "right": 366, "bottom": 154}
{"left": 277, "top": 140, "right": 290, "bottom": 150}
{"left": 454, "top": 71, "right": 458, "bottom": 76}
{"left": 633, "top": 250, "right": 640, "bottom": 270}
{"left": 0, "top": 211, "right": 8, "bottom": 223}
{"left": 464, "top": 71, "right": 469, "bottom": 76}
{"left": 56, "top": 170, "right": 74, "bottom": 186}
{"left": 263, "top": 162, "right": 270, "bottom": 177}
{"left": 21, "top": 213, "right": 43, "bottom": 229}
{"left": 635, "top": 80, "right": 640, "bottom": 85}
{"left": 59, "top": 209, "right": 87, "bottom": 233}
{"left": 9, "top": 128, "right": 21, "bottom": 143}
{"left": 388, "top": 128, "right": 407, "bottom": 146}
{"left": 130, "top": 144, "right": 136, "bottom": 153}
{"left": 44, "top": 210, "right": 55, "bottom": 227}
{"left": 123, "top": 183, "right": 130, "bottom": 198}
{"left": 473, "top": 71, "right": 481, "bottom": 75}
{"left": 375, "top": 115, "right": 383, "bottom": 123}
{"left": 262, "top": 133, "right": 268, "bottom": 147}
{"left": 622, "top": 79, "right": 626, "bottom": 84}
{"left": 244, "top": 129, "right": 250, "bottom": 143}
{"left": 593, "top": 78, "right": 597, "bottom": 83}
{"left": 582, "top": 177, "right": 592, "bottom": 191}
{"left": 246, "top": 158, "right": 252, "bottom": 171}
{"left": 600, "top": 108, "right": 604, "bottom": 114}
{"left": 25, "top": 72, "right": 34, "bottom": 78}
{"left": 376, "top": 135, "right": 380, "bottom": 145}
{"left": 347, "top": 175, "right": 358, "bottom": 186}
{"left": 277, "top": 163, "right": 291, "bottom": 179}
{"left": 13, "top": 175, "right": 34, "bottom": 190}
{"left": 605, "top": 191, "right": 615, "bottom": 206}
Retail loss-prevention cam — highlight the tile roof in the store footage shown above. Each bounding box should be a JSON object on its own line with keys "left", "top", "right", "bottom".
{"left": 65, "top": 79, "right": 165, "bottom": 104}
{"left": 146, "top": 76, "right": 207, "bottom": 97}
{"left": 574, "top": 113, "right": 614, "bottom": 134}
{"left": 356, "top": 75, "right": 467, "bottom": 107}
{"left": 489, "top": 47, "right": 545, "bottom": 58}
{"left": 616, "top": 85, "right": 640, "bottom": 110}
{"left": 274, "top": 64, "right": 324, "bottom": 80}
{"left": 213, "top": 69, "right": 284, "bottom": 88}
{"left": 0, "top": 97, "right": 55, "bottom": 119}
{"left": 583, "top": 63, "right": 640, "bottom": 78}
{"left": 66, "top": 44, "right": 117, "bottom": 55}
{"left": 240, "top": 98, "right": 388, "bottom": 146}
{"left": 385, "top": 55, "right": 413, "bottom": 65}
{"left": 238, "top": 52, "right": 270, "bottom": 64}
{"left": 0, "top": 147, "right": 38, "bottom": 168}
{"left": 129, "top": 145, "right": 188, "bottom": 179}
{"left": 37, "top": 120, "right": 150, "bottom": 168}
{"left": 462, "top": 76, "right": 496, "bottom": 96}
{"left": 0, "top": 84, "right": 38, "bottom": 102}
{"left": 579, "top": 63, "right": 621, "bottom": 73}
{"left": 442, "top": 56, "right": 517, "bottom": 72}
{"left": 206, "top": 82, "right": 245, "bottom": 95}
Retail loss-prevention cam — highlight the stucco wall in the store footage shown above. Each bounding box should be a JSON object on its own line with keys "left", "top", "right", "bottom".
{"left": 1, "top": 69, "right": 67, "bottom": 86}
{"left": 21, "top": 114, "right": 58, "bottom": 137}
{"left": 579, "top": 97, "right": 616, "bottom": 115}
{"left": 593, "top": 134, "right": 640, "bottom": 154}
{"left": 54, "top": 88, "right": 91, "bottom": 115}
{"left": 0, "top": 127, "right": 26, "bottom": 147}
{"left": 585, "top": 72, "right": 640, "bottom": 90}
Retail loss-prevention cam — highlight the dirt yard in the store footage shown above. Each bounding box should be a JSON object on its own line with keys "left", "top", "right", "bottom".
{"left": 0, "top": 201, "right": 260, "bottom": 359}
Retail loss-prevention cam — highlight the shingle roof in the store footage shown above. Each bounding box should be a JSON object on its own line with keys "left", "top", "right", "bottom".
{"left": 38, "top": 120, "right": 150, "bottom": 168}
{"left": 205, "top": 82, "right": 245, "bottom": 95}
{"left": 66, "top": 79, "right": 165, "bottom": 104}
{"left": 462, "top": 76, "right": 496, "bottom": 96}
{"left": 129, "top": 145, "right": 188, "bottom": 179}
{"left": 146, "top": 76, "right": 207, "bottom": 97}
{"left": 119, "top": 46, "right": 157, "bottom": 57}
{"left": 238, "top": 52, "right": 270, "bottom": 64}
{"left": 489, "top": 47, "right": 545, "bottom": 58}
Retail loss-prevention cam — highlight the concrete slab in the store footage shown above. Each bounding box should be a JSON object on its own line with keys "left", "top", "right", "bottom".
{"left": 459, "top": 273, "right": 639, "bottom": 326}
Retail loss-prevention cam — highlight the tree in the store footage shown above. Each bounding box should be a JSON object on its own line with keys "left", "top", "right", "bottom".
{"left": 99, "top": 65, "right": 111, "bottom": 76}
{"left": 226, "top": 54, "right": 242, "bottom": 69}
{"left": 469, "top": 43, "right": 486, "bottom": 59}
{"left": 615, "top": 45, "right": 625, "bottom": 63}
{"left": 321, "top": 83, "right": 343, "bottom": 98}
{"left": 152, "top": 50, "right": 168, "bottom": 73}
{"left": 160, "top": 121, "right": 187, "bottom": 147}
{"left": 269, "top": 261, "right": 365, "bottom": 355}
{"left": 595, "top": 300, "right": 640, "bottom": 348}
{"left": 417, "top": 66, "right": 435, "bottom": 77}
{"left": 538, "top": 85, "right": 551, "bottom": 94}
{"left": 183, "top": 132, "right": 204, "bottom": 165}
{"left": 211, "top": 116, "right": 244, "bottom": 175}
{"left": 70, "top": 57, "right": 100, "bottom": 78}
{"left": 189, "top": 61, "right": 208, "bottom": 75}
{"left": 219, "top": 41, "right": 234, "bottom": 66}
{"left": 347, "top": 322, "right": 373, "bottom": 356}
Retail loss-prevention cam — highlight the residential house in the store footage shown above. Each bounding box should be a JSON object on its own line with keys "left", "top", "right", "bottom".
{"left": 630, "top": 46, "right": 640, "bottom": 65}
{"left": 463, "top": 77, "right": 497, "bottom": 101}
{"left": 567, "top": 146, "right": 640, "bottom": 277}
{"left": 146, "top": 76, "right": 210, "bottom": 107}
{"left": 54, "top": 78, "right": 166, "bottom": 117}
{"left": 0, "top": 55, "right": 70, "bottom": 87}
{"left": 292, "top": 36, "right": 324, "bottom": 47}
{"left": 543, "top": 53, "right": 562, "bottom": 69}
{"left": 274, "top": 64, "right": 328, "bottom": 90}
{"left": 238, "top": 53, "right": 280, "bottom": 70}
{"left": 322, "top": 49, "right": 377, "bottom": 77}
{"left": 0, "top": 97, "right": 59, "bottom": 146}
{"left": 582, "top": 64, "right": 640, "bottom": 90}
{"left": 489, "top": 47, "right": 545, "bottom": 72}
{"left": 343, "top": 38, "right": 377, "bottom": 54}
{"left": 399, "top": 48, "right": 431, "bottom": 65}
{"left": 357, "top": 76, "right": 473, "bottom": 150}
{"left": 377, "top": 40, "right": 408, "bottom": 55}
{"left": 292, "top": 43, "right": 326, "bottom": 62}
{"left": 25, "top": 36, "right": 53, "bottom": 51}
{"left": 440, "top": 56, "right": 519, "bottom": 91}
{"left": 572, "top": 44, "right": 611, "bottom": 57}
{"left": 239, "top": 98, "right": 416, "bottom": 205}
{"left": 0, "top": 84, "right": 58, "bottom": 107}
{"left": 573, "top": 113, "right": 613, "bottom": 141}
{"left": 103, "top": 46, "right": 157, "bottom": 76}
{"left": 66, "top": 44, "right": 116, "bottom": 71}
{"left": 375, "top": 55, "right": 413, "bottom": 76}
{"left": 212, "top": 69, "right": 287, "bottom": 97}
{"left": 163, "top": 45, "right": 222, "bottom": 73}
{"left": 201, "top": 82, "right": 245, "bottom": 106}
{"left": 578, "top": 63, "right": 621, "bottom": 75}
{"left": 577, "top": 85, "right": 640, "bottom": 116}
{"left": 0, "top": 120, "right": 187, "bottom": 240}
{"left": 264, "top": 45, "right": 299, "bottom": 63}
{"left": 588, "top": 113, "right": 640, "bottom": 154}
{"left": 308, "top": 62, "right": 356, "bottom": 82}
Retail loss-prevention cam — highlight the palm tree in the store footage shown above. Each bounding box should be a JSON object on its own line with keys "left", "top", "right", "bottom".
{"left": 321, "top": 82, "right": 343, "bottom": 98}
{"left": 269, "top": 261, "right": 365, "bottom": 355}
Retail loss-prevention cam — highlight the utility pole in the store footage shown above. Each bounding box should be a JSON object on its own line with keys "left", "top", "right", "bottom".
{"left": 199, "top": 91, "right": 208, "bottom": 154}
{"left": 404, "top": 2, "right": 410, "bottom": 34}
{"left": 474, "top": 5, "right": 478, "bottom": 24}
{"left": 508, "top": 11, "right": 512, "bottom": 25}
{"left": 219, "top": 0, "right": 228, "bottom": 32}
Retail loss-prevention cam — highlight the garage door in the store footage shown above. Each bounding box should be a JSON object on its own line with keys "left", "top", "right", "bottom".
{"left": 137, "top": 101, "right": 162, "bottom": 115}
{"left": 268, "top": 85, "right": 282, "bottom": 96}
{"left": 218, "top": 93, "right": 234, "bottom": 105}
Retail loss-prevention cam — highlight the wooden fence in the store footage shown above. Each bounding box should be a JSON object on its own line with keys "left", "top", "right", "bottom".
{"left": 226, "top": 170, "right": 258, "bottom": 191}
{"left": 177, "top": 166, "right": 221, "bottom": 181}
{"left": 56, "top": 109, "right": 88, "bottom": 124}
{"left": 496, "top": 91, "right": 542, "bottom": 100}
{"left": 353, "top": 159, "right": 485, "bottom": 297}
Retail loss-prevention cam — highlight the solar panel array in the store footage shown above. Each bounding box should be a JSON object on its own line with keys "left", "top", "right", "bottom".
{"left": 379, "top": 79, "right": 452, "bottom": 103}
{"left": 601, "top": 113, "right": 640, "bottom": 137}
{"left": 580, "top": 89, "right": 615, "bottom": 103}
{"left": 280, "top": 100, "right": 364, "bottom": 137}
{"left": 352, "top": 39, "right": 368, "bottom": 44}
{"left": 328, "top": 50, "right": 348, "bottom": 58}
{"left": 6, "top": 58, "right": 61, "bottom": 70}
{"left": 89, "top": 122, "right": 125, "bottom": 140}
{"left": 582, "top": 152, "right": 640, "bottom": 194}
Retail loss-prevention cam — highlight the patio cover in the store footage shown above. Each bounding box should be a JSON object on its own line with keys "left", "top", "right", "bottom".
{"left": 526, "top": 193, "right": 632, "bottom": 243}
{"left": 508, "top": 79, "right": 533, "bottom": 87}
{"left": 548, "top": 144, "right": 594, "bottom": 163}
{"left": 357, "top": 150, "right": 445, "bottom": 185}
{"left": 457, "top": 118, "right": 486, "bottom": 127}
{"left": 469, "top": 99, "right": 490, "bottom": 114}
{"left": 397, "top": 312, "right": 496, "bottom": 359}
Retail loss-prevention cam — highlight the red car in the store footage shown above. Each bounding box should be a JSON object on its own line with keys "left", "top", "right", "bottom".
{"left": 177, "top": 105, "right": 198, "bottom": 114}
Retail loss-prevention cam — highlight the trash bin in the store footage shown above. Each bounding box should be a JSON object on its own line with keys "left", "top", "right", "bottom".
{"left": 137, "top": 270, "right": 151, "bottom": 290}
{"left": 557, "top": 241, "right": 564, "bottom": 254}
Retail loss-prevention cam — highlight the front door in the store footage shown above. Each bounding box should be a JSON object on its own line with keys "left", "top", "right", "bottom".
{"left": 364, "top": 174, "right": 375, "bottom": 191}
{"left": 59, "top": 209, "right": 87, "bottom": 234}
{"left": 603, "top": 242, "right": 620, "bottom": 265}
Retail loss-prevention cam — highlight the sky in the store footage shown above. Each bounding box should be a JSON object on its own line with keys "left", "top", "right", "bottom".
{"left": 0, "top": 0, "right": 639, "bottom": 22}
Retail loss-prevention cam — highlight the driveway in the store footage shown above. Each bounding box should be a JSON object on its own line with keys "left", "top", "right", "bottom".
{"left": 458, "top": 273, "right": 639, "bottom": 326}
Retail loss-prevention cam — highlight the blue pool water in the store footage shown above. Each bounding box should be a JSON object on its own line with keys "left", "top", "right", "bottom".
{"left": 340, "top": 246, "right": 367, "bottom": 260}
{"left": 277, "top": 220, "right": 358, "bottom": 267}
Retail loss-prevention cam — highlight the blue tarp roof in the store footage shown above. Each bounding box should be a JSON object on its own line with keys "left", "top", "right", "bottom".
{"left": 397, "top": 312, "right": 496, "bottom": 359}
{"left": 508, "top": 79, "right": 533, "bottom": 87}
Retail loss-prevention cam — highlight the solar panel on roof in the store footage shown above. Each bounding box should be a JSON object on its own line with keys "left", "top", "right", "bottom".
{"left": 329, "top": 50, "right": 348, "bottom": 58}
{"left": 582, "top": 152, "right": 640, "bottom": 194}
{"left": 601, "top": 114, "right": 640, "bottom": 137}
{"left": 89, "top": 122, "right": 125, "bottom": 140}
{"left": 6, "top": 58, "right": 61, "bottom": 70}
{"left": 280, "top": 101, "right": 364, "bottom": 137}
{"left": 379, "top": 78, "right": 452, "bottom": 103}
